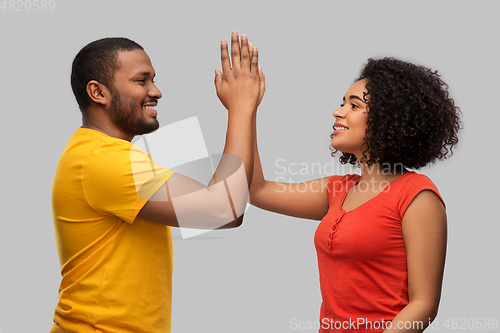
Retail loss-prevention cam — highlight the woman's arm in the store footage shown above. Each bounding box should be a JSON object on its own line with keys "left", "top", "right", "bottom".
{"left": 383, "top": 190, "right": 447, "bottom": 332}
{"left": 246, "top": 42, "right": 329, "bottom": 221}
{"left": 249, "top": 111, "right": 330, "bottom": 221}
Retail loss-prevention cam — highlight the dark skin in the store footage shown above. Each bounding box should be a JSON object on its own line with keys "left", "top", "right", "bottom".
{"left": 249, "top": 79, "right": 447, "bottom": 332}
{"left": 82, "top": 32, "right": 264, "bottom": 230}
{"left": 82, "top": 49, "right": 161, "bottom": 141}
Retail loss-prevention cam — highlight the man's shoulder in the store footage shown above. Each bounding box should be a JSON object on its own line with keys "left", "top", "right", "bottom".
{"left": 64, "top": 128, "right": 134, "bottom": 158}
{"left": 75, "top": 128, "right": 133, "bottom": 147}
{"left": 55, "top": 129, "right": 141, "bottom": 180}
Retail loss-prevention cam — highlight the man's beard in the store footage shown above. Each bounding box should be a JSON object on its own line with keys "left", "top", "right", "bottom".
{"left": 108, "top": 90, "right": 159, "bottom": 136}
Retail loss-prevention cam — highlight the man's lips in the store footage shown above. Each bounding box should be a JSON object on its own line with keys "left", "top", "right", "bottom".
{"left": 143, "top": 104, "right": 157, "bottom": 117}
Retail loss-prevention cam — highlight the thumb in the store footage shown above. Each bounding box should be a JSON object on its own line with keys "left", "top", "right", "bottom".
{"left": 256, "top": 66, "right": 266, "bottom": 106}
{"left": 214, "top": 69, "right": 223, "bottom": 94}
{"left": 258, "top": 66, "right": 266, "bottom": 94}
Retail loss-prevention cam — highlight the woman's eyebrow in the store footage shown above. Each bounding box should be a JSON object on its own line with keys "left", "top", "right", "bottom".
{"left": 349, "top": 95, "right": 367, "bottom": 104}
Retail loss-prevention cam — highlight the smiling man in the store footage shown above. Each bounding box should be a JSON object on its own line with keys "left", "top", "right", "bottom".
{"left": 81, "top": 41, "right": 161, "bottom": 139}
{"left": 50, "top": 34, "right": 263, "bottom": 333}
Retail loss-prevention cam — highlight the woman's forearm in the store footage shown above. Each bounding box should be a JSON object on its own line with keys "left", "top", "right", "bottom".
{"left": 382, "top": 300, "right": 438, "bottom": 333}
{"left": 250, "top": 111, "right": 266, "bottom": 198}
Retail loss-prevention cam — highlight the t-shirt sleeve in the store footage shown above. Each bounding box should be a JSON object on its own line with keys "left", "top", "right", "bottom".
{"left": 326, "top": 175, "right": 343, "bottom": 200}
{"left": 396, "top": 174, "right": 446, "bottom": 219}
{"left": 326, "top": 175, "right": 338, "bottom": 194}
{"left": 82, "top": 141, "right": 175, "bottom": 224}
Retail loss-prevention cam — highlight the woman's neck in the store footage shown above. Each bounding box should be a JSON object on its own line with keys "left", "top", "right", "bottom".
{"left": 358, "top": 162, "right": 409, "bottom": 188}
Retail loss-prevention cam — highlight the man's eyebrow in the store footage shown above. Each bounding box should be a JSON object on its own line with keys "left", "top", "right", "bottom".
{"left": 134, "top": 71, "right": 155, "bottom": 77}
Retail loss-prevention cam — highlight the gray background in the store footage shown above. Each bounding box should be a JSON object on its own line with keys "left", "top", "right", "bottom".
{"left": 1, "top": 0, "right": 499, "bottom": 332}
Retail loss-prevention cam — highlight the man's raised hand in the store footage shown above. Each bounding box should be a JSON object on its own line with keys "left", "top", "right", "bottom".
{"left": 215, "top": 31, "right": 262, "bottom": 112}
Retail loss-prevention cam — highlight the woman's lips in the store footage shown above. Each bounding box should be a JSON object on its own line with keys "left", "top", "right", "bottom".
{"left": 333, "top": 122, "right": 348, "bottom": 135}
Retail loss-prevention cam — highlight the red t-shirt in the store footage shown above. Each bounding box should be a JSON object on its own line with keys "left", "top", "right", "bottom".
{"left": 314, "top": 172, "right": 445, "bottom": 332}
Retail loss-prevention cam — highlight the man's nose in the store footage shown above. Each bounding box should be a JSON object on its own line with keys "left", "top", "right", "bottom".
{"left": 150, "top": 84, "right": 162, "bottom": 99}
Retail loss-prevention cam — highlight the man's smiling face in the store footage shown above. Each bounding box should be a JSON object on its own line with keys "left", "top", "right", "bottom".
{"left": 108, "top": 49, "right": 162, "bottom": 138}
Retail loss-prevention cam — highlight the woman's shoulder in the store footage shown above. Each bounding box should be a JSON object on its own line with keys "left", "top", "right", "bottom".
{"left": 395, "top": 171, "right": 446, "bottom": 213}
{"left": 398, "top": 171, "right": 438, "bottom": 188}
{"left": 328, "top": 173, "right": 360, "bottom": 181}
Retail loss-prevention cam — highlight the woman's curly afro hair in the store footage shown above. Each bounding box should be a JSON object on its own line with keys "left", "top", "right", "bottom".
{"left": 331, "top": 57, "right": 462, "bottom": 170}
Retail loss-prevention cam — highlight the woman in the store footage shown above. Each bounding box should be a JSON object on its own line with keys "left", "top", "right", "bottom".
{"left": 249, "top": 57, "right": 462, "bottom": 332}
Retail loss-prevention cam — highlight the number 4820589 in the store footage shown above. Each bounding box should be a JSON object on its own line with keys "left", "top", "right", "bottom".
{"left": 442, "top": 317, "right": 499, "bottom": 330}
{"left": 1, "top": 0, "right": 56, "bottom": 11}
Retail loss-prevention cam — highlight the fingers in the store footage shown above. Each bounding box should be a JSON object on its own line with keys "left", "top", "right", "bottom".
{"left": 240, "top": 34, "right": 250, "bottom": 70}
{"left": 248, "top": 42, "right": 254, "bottom": 66}
{"left": 220, "top": 31, "right": 256, "bottom": 74}
{"left": 230, "top": 30, "right": 241, "bottom": 69}
{"left": 220, "top": 40, "right": 230, "bottom": 74}
{"left": 250, "top": 47, "right": 259, "bottom": 73}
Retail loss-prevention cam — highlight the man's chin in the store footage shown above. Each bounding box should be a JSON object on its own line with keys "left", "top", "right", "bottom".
{"left": 134, "top": 119, "right": 160, "bottom": 136}
{"left": 149, "top": 118, "right": 160, "bottom": 132}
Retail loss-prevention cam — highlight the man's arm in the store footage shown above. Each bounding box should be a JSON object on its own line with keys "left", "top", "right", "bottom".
{"left": 138, "top": 31, "right": 261, "bottom": 229}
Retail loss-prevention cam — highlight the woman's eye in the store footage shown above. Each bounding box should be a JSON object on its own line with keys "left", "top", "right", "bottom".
{"left": 351, "top": 104, "right": 358, "bottom": 109}
{"left": 340, "top": 103, "right": 344, "bottom": 108}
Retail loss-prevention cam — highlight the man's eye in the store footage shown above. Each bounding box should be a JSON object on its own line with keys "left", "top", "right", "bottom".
{"left": 351, "top": 104, "right": 358, "bottom": 109}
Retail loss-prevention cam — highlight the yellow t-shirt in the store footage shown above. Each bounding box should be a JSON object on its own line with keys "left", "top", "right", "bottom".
{"left": 50, "top": 128, "right": 175, "bottom": 333}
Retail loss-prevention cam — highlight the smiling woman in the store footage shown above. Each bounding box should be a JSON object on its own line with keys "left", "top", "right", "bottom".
{"left": 330, "top": 78, "right": 370, "bottom": 157}
{"left": 331, "top": 58, "right": 461, "bottom": 171}
{"left": 249, "top": 56, "right": 462, "bottom": 333}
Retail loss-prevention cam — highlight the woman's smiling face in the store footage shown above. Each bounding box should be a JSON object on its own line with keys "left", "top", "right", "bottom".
{"left": 331, "top": 79, "right": 370, "bottom": 160}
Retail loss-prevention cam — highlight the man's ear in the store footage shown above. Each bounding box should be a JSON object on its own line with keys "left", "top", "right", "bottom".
{"left": 86, "top": 80, "right": 111, "bottom": 106}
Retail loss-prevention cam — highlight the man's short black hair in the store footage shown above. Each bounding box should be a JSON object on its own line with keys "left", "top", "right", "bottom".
{"left": 70, "top": 37, "right": 143, "bottom": 113}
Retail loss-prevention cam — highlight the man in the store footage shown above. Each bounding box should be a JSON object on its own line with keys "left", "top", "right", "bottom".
{"left": 50, "top": 32, "right": 264, "bottom": 332}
